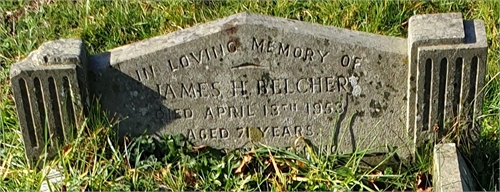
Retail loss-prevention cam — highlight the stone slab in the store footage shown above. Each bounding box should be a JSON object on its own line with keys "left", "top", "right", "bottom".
{"left": 90, "top": 12, "right": 410, "bottom": 154}
{"left": 39, "top": 166, "right": 64, "bottom": 192}
{"left": 408, "top": 13, "right": 465, "bottom": 46}
{"left": 433, "top": 143, "right": 475, "bottom": 191}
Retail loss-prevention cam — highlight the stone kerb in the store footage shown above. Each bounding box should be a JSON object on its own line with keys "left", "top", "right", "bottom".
{"left": 9, "top": 12, "right": 487, "bottom": 168}
{"left": 433, "top": 143, "right": 475, "bottom": 191}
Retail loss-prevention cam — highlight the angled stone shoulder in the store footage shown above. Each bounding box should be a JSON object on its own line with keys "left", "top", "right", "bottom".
{"left": 91, "top": 12, "right": 407, "bottom": 70}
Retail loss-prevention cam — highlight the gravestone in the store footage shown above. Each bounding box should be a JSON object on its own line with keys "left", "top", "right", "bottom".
{"left": 10, "top": 12, "right": 487, "bottom": 167}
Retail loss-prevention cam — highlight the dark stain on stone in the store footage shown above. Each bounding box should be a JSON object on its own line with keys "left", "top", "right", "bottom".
{"left": 358, "top": 110, "right": 365, "bottom": 117}
{"left": 229, "top": 36, "right": 241, "bottom": 48}
{"left": 384, "top": 92, "right": 390, "bottom": 100}
{"left": 360, "top": 94, "right": 366, "bottom": 98}
{"left": 376, "top": 82, "right": 382, "bottom": 90}
{"left": 254, "top": 58, "right": 260, "bottom": 63}
{"left": 386, "top": 84, "right": 398, "bottom": 92}
{"left": 222, "top": 18, "right": 239, "bottom": 35}
{"left": 370, "top": 99, "right": 383, "bottom": 118}
{"left": 261, "top": 72, "right": 271, "bottom": 84}
{"left": 378, "top": 54, "right": 382, "bottom": 60}
{"left": 410, "top": 76, "right": 415, "bottom": 81}
{"left": 347, "top": 69, "right": 353, "bottom": 76}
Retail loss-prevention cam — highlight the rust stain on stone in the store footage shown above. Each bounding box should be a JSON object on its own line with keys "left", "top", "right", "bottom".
{"left": 222, "top": 18, "right": 239, "bottom": 35}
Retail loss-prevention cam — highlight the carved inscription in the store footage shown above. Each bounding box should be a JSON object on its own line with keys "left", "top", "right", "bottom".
{"left": 204, "top": 105, "right": 255, "bottom": 119}
{"left": 153, "top": 76, "right": 351, "bottom": 100}
{"left": 132, "top": 36, "right": 365, "bottom": 144}
{"left": 133, "top": 40, "right": 239, "bottom": 82}
{"left": 252, "top": 37, "right": 330, "bottom": 63}
{"left": 257, "top": 76, "right": 349, "bottom": 95}
{"left": 156, "top": 82, "right": 222, "bottom": 99}
{"left": 236, "top": 125, "right": 314, "bottom": 139}
{"left": 167, "top": 40, "right": 237, "bottom": 72}
{"left": 187, "top": 128, "right": 230, "bottom": 141}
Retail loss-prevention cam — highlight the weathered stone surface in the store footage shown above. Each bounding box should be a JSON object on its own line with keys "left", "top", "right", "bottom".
{"left": 90, "top": 12, "right": 410, "bottom": 154}
{"left": 433, "top": 143, "right": 475, "bottom": 191}
{"left": 10, "top": 12, "right": 488, "bottom": 164}
{"left": 408, "top": 13, "right": 487, "bottom": 146}
{"left": 10, "top": 39, "right": 89, "bottom": 167}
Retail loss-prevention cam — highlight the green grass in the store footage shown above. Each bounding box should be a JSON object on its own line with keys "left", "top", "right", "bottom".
{"left": 0, "top": 0, "right": 499, "bottom": 191}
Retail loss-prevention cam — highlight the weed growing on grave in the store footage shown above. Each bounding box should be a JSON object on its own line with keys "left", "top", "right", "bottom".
{"left": 0, "top": 0, "right": 499, "bottom": 191}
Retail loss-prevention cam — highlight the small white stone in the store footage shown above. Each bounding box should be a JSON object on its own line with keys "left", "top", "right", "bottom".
{"left": 39, "top": 167, "right": 64, "bottom": 192}
{"left": 348, "top": 76, "right": 359, "bottom": 86}
{"left": 352, "top": 86, "right": 362, "bottom": 97}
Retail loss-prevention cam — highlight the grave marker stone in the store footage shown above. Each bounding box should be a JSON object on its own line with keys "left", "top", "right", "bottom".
{"left": 10, "top": 12, "right": 487, "bottom": 167}
{"left": 89, "top": 12, "right": 409, "bottom": 155}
